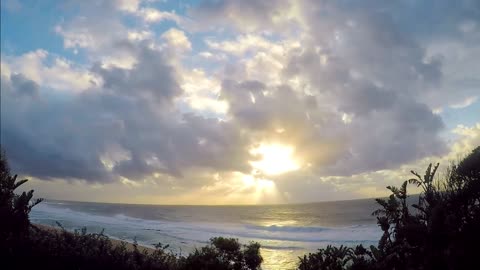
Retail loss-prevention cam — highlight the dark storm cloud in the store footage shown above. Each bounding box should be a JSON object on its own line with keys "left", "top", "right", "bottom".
{"left": 1, "top": 40, "right": 253, "bottom": 183}
{"left": 323, "top": 99, "right": 445, "bottom": 175}
{"left": 1, "top": 77, "right": 113, "bottom": 182}
{"left": 1, "top": 83, "right": 250, "bottom": 183}
{"left": 221, "top": 80, "right": 317, "bottom": 132}
{"left": 9, "top": 74, "right": 39, "bottom": 97}
{"left": 108, "top": 110, "right": 252, "bottom": 180}
{"left": 92, "top": 44, "right": 182, "bottom": 103}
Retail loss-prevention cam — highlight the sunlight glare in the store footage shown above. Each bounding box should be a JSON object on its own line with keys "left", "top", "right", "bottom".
{"left": 249, "top": 143, "right": 300, "bottom": 175}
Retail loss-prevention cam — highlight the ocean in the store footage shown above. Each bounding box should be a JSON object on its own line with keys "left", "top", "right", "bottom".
{"left": 30, "top": 199, "right": 382, "bottom": 270}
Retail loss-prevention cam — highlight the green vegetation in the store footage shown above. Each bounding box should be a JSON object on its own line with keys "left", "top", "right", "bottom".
{"left": 299, "top": 146, "right": 480, "bottom": 270}
{"left": 1, "top": 147, "right": 479, "bottom": 269}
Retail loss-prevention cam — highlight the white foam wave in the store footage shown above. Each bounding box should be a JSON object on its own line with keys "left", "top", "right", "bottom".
{"left": 31, "top": 203, "right": 381, "bottom": 251}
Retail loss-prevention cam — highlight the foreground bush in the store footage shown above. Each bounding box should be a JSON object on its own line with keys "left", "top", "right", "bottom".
{"left": 183, "top": 237, "right": 263, "bottom": 270}
{"left": 0, "top": 151, "right": 42, "bottom": 236}
{"left": 4, "top": 226, "right": 261, "bottom": 270}
{"left": 298, "top": 146, "right": 480, "bottom": 270}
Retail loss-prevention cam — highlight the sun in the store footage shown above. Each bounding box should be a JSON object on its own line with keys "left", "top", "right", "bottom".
{"left": 249, "top": 143, "right": 300, "bottom": 175}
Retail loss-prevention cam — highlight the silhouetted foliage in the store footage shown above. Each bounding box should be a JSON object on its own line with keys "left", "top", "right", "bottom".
{"left": 184, "top": 237, "right": 262, "bottom": 270}
{"left": 0, "top": 150, "right": 43, "bottom": 237}
{"left": 297, "top": 146, "right": 480, "bottom": 270}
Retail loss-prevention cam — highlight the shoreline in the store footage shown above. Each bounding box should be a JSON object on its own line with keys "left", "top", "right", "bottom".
{"left": 33, "top": 223, "right": 156, "bottom": 254}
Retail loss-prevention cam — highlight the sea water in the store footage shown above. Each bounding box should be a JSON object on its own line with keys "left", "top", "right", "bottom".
{"left": 30, "top": 199, "right": 382, "bottom": 270}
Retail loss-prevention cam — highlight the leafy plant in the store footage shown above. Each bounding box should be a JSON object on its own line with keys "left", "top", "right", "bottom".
{"left": 297, "top": 146, "right": 480, "bottom": 270}
{"left": 183, "top": 237, "right": 263, "bottom": 270}
{"left": 0, "top": 150, "right": 43, "bottom": 236}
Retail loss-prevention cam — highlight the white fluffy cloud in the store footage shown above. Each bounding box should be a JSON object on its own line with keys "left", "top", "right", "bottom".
{"left": 162, "top": 28, "right": 192, "bottom": 52}
{"left": 1, "top": 50, "right": 99, "bottom": 92}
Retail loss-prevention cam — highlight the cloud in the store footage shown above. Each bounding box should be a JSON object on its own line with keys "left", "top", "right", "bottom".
{"left": 189, "top": 0, "right": 301, "bottom": 33}
{"left": 450, "top": 96, "right": 478, "bottom": 109}
{"left": 54, "top": 1, "right": 126, "bottom": 52}
{"left": 205, "top": 34, "right": 289, "bottom": 56}
{"left": 1, "top": 38, "right": 252, "bottom": 184}
{"left": 162, "top": 28, "right": 192, "bottom": 52}
{"left": 114, "top": 0, "right": 183, "bottom": 24}
{"left": 91, "top": 44, "right": 182, "bottom": 102}
{"left": 9, "top": 74, "right": 39, "bottom": 97}
{"left": 115, "top": 0, "right": 141, "bottom": 13}
{"left": 199, "top": 0, "right": 449, "bottom": 176}
{"left": 1, "top": 50, "right": 99, "bottom": 92}
{"left": 179, "top": 68, "right": 228, "bottom": 114}
{"left": 136, "top": 8, "right": 182, "bottom": 24}
{"left": 275, "top": 122, "right": 480, "bottom": 202}
{"left": 1, "top": 0, "right": 479, "bottom": 204}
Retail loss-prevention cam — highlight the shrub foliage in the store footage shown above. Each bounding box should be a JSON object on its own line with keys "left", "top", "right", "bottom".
{"left": 0, "top": 151, "right": 43, "bottom": 236}
{"left": 298, "top": 146, "right": 480, "bottom": 270}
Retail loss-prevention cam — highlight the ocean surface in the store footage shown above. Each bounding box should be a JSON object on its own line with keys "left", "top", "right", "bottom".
{"left": 30, "top": 199, "right": 382, "bottom": 270}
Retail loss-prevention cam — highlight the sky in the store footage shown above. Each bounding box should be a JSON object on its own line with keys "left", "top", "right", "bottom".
{"left": 1, "top": 0, "right": 479, "bottom": 205}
